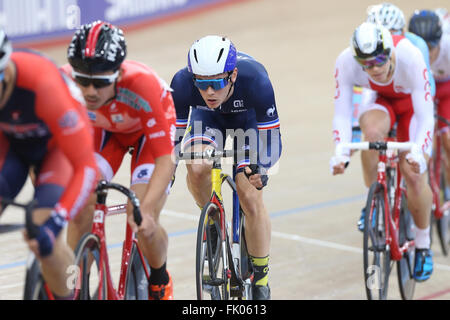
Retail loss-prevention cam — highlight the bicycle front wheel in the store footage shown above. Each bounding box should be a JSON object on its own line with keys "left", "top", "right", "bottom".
{"left": 124, "top": 242, "right": 149, "bottom": 300}
{"left": 73, "top": 233, "right": 107, "bottom": 300}
{"left": 363, "top": 183, "right": 391, "bottom": 300}
{"left": 196, "top": 202, "right": 230, "bottom": 300}
{"left": 397, "top": 193, "right": 416, "bottom": 300}
{"left": 23, "top": 253, "right": 50, "bottom": 300}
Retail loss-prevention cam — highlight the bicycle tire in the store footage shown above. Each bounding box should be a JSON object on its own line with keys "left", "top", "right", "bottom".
{"left": 124, "top": 242, "right": 149, "bottom": 300}
{"left": 436, "top": 171, "right": 450, "bottom": 256}
{"left": 363, "top": 183, "right": 391, "bottom": 300}
{"left": 238, "top": 214, "right": 253, "bottom": 300}
{"left": 196, "top": 202, "right": 230, "bottom": 300}
{"left": 23, "top": 253, "right": 50, "bottom": 300}
{"left": 73, "top": 233, "right": 107, "bottom": 300}
{"left": 397, "top": 193, "right": 416, "bottom": 300}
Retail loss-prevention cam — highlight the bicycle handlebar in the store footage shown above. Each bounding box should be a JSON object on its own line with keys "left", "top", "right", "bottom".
{"left": 336, "top": 141, "right": 414, "bottom": 157}
{"left": 95, "top": 180, "right": 142, "bottom": 226}
{"left": 437, "top": 115, "right": 450, "bottom": 128}
{"left": 178, "top": 149, "right": 252, "bottom": 161}
{"left": 0, "top": 198, "right": 39, "bottom": 239}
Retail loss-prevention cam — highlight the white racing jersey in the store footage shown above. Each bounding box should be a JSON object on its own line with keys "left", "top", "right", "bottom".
{"left": 333, "top": 36, "right": 434, "bottom": 156}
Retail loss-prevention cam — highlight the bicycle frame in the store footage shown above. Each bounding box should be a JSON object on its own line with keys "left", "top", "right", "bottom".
{"left": 373, "top": 149, "right": 414, "bottom": 261}
{"left": 83, "top": 183, "right": 148, "bottom": 300}
{"left": 208, "top": 159, "right": 248, "bottom": 289}
{"left": 337, "top": 141, "right": 415, "bottom": 261}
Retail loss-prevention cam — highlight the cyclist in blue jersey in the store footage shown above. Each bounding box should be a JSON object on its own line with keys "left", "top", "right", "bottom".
{"left": 170, "top": 35, "right": 282, "bottom": 300}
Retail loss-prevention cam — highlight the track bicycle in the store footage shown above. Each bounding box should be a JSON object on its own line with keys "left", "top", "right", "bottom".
{"left": 428, "top": 114, "right": 450, "bottom": 256}
{"left": 336, "top": 141, "right": 416, "bottom": 300}
{"left": 73, "top": 180, "right": 149, "bottom": 300}
{"left": 178, "top": 149, "right": 253, "bottom": 300}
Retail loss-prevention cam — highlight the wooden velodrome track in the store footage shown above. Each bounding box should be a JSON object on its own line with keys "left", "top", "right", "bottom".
{"left": 1, "top": 0, "right": 450, "bottom": 300}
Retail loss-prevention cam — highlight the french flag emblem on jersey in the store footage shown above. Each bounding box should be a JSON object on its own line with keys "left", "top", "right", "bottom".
{"left": 257, "top": 119, "right": 280, "bottom": 130}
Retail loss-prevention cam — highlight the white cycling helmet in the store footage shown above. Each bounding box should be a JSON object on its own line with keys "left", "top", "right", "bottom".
{"left": 187, "top": 35, "right": 237, "bottom": 76}
{"left": 367, "top": 3, "right": 405, "bottom": 32}
{"left": 351, "top": 22, "right": 394, "bottom": 60}
{"left": 0, "top": 29, "right": 12, "bottom": 71}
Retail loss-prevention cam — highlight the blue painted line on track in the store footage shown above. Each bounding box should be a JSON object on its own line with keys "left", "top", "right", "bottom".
{"left": 0, "top": 194, "right": 365, "bottom": 271}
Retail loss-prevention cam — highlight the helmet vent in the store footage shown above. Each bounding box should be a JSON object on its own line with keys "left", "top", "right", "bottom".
{"left": 193, "top": 49, "right": 198, "bottom": 63}
{"left": 217, "top": 48, "right": 224, "bottom": 63}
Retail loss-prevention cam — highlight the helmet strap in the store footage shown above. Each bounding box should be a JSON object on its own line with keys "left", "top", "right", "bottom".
{"left": 224, "top": 72, "right": 234, "bottom": 101}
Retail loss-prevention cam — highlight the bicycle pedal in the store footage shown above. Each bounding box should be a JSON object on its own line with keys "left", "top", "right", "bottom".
{"left": 230, "top": 286, "right": 242, "bottom": 298}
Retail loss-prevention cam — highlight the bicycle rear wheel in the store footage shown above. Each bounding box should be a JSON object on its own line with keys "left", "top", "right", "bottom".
{"left": 196, "top": 202, "right": 230, "bottom": 300}
{"left": 397, "top": 194, "right": 416, "bottom": 300}
{"left": 23, "top": 253, "right": 50, "bottom": 300}
{"left": 363, "top": 183, "right": 391, "bottom": 300}
{"left": 124, "top": 242, "right": 149, "bottom": 300}
{"left": 73, "top": 233, "right": 107, "bottom": 300}
{"left": 437, "top": 172, "right": 450, "bottom": 256}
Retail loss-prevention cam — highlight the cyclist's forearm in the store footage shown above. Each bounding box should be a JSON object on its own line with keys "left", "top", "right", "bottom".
{"left": 141, "top": 154, "right": 175, "bottom": 212}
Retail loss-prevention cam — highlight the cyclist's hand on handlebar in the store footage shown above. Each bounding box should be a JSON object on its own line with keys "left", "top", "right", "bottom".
{"left": 330, "top": 155, "right": 350, "bottom": 175}
{"left": 23, "top": 210, "right": 66, "bottom": 258}
{"left": 405, "top": 144, "right": 427, "bottom": 174}
{"left": 128, "top": 210, "right": 157, "bottom": 238}
{"left": 244, "top": 164, "right": 268, "bottom": 190}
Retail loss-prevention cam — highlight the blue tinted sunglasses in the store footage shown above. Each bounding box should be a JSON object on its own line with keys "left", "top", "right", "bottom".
{"left": 193, "top": 75, "right": 231, "bottom": 91}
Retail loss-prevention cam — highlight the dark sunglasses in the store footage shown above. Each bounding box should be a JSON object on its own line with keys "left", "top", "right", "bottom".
{"left": 72, "top": 70, "right": 119, "bottom": 89}
{"left": 355, "top": 53, "right": 390, "bottom": 70}
{"left": 193, "top": 74, "right": 231, "bottom": 91}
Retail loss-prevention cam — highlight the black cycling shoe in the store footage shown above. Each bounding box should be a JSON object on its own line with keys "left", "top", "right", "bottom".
{"left": 252, "top": 284, "right": 271, "bottom": 300}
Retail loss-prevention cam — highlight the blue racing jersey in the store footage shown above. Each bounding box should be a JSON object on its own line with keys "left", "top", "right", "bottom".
{"left": 170, "top": 52, "right": 282, "bottom": 171}
{"left": 405, "top": 31, "right": 436, "bottom": 97}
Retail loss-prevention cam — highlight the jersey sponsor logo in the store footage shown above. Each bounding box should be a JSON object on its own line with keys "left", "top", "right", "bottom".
{"left": 149, "top": 130, "right": 166, "bottom": 139}
{"left": 111, "top": 114, "right": 124, "bottom": 123}
{"left": 11, "top": 111, "right": 21, "bottom": 121}
{"left": 137, "top": 168, "right": 149, "bottom": 179}
{"left": 0, "top": 122, "right": 49, "bottom": 139}
{"left": 87, "top": 111, "right": 97, "bottom": 121}
{"left": 266, "top": 106, "right": 276, "bottom": 117}
{"left": 147, "top": 118, "right": 156, "bottom": 128}
{"left": 58, "top": 110, "right": 84, "bottom": 135}
{"left": 233, "top": 100, "right": 244, "bottom": 108}
{"left": 116, "top": 88, "right": 152, "bottom": 113}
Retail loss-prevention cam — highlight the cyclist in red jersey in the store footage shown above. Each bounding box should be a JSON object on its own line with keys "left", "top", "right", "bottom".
{"left": 0, "top": 29, "right": 98, "bottom": 298}
{"left": 62, "top": 21, "right": 176, "bottom": 300}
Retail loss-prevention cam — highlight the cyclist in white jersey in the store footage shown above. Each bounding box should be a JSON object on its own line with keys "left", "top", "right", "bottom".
{"left": 331, "top": 22, "right": 434, "bottom": 281}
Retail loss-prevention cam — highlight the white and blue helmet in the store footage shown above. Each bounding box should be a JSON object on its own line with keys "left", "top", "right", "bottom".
{"left": 188, "top": 35, "right": 237, "bottom": 76}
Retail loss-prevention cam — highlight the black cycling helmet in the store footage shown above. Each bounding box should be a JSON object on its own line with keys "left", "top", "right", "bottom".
{"left": 408, "top": 10, "right": 442, "bottom": 47}
{"left": 68, "top": 21, "right": 127, "bottom": 74}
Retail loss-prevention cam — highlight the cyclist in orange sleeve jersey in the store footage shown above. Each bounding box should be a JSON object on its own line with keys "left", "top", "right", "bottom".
{"left": 62, "top": 21, "right": 176, "bottom": 300}
{"left": 0, "top": 29, "right": 98, "bottom": 299}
